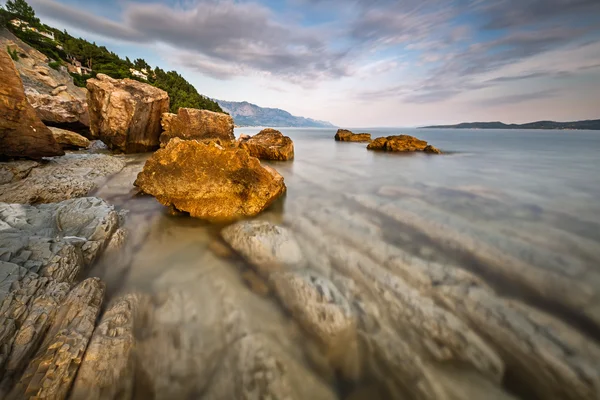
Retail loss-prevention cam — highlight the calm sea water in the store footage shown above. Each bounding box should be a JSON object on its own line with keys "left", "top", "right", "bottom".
{"left": 91, "top": 127, "right": 600, "bottom": 399}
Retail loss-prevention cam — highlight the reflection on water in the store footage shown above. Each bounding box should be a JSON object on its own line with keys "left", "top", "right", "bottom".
{"left": 89, "top": 128, "right": 600, "bottom": 399}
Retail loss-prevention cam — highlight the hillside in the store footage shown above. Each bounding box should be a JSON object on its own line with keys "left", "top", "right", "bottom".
{"left": 421, "top": 119, "right": 600, "bottom": 130}
{"left": 217, "top": 100, "right": 335, "bottom": 128}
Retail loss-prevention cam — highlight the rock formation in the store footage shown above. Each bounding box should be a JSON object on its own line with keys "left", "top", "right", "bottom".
{"left": 367, "top": 135, "right": 442, "bottom": 153}
{"left": 49, "top": 127, "right": 90, "bottom": 149}
{"left": 335, "top": 129, "right": 372, "bottom": 142}
{"left": 26, "top": 88, "right": 89, "bottom": 130}
{"left": 0, "top": 154, "right": 125, "bottom": 204}
{"left": 134, "top": 138, "right": 286, "bottom": 221}
{"left": 239, "top": 128, "right": 295, "bottom": 161}
{"left": 0, "top": 48, "right": 64, "bottom": 159}
{"left": 87, "top": 74, "right": 169, "bottom": 153}
{"left": 159, "top": 108, "right": 235, "bottom": 147}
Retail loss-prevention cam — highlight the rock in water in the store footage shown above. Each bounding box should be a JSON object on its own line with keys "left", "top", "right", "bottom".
{"left": 0, "top": 48, "right": 64, "bottom": 159}
{"left": 134, "top": 139, "right": 286, "bottom": 221}
{"left": 49, "top": 127, "right": 90, "bottom": 149}
{"left": 87, "top": 74, "right": 169, "bottom": 153}
{"left": 159, "top": 108, "right": 235, "bottom": 147}
{"left": 335, "top": 129, "right": 372, "bottom": 142}
{"left": 239, "top": 128, "right": 295, "bottom": 161}
{"left": 367, "top": 135, "right": 442, "bottom": 153}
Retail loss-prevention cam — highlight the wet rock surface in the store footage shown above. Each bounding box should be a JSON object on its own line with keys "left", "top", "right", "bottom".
{"left": 335, "top": 129, "right": 372, "bottom": 142}
{"left": 0, "top": 47, "right": 64, "bottom": 159}
{"left": 134, "top": 138, "right": 286, "bottom": 221}
{"left": 0, "top": 154, "right": 125, "bottom": 204}
{"left": 160, "top": 108, "right": 235, "bottom": 147}
{"left": 87, "top": 74, "right": 169, "bottom": 153}
{"left": 367, "top": 135, "right": 441, "bottom": 153}
{"left": 239, "top": 128, "right": 295, "bottom": 160}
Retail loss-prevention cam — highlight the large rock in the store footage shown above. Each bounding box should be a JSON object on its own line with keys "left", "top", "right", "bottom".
{"left": 87, "top": 74, "right": 169, "bottom": 153}
{"left": 239, "top": 128, "right": 294, "bottom": 161}
{"left": 335, "top": 129, "right": 371, "bottom": 142}
{"left": 0, "top": 48, "right": 64, "bottom": 159}
{"left": 159, "top": 108, "right": 235, "bottom": 147}
{"left": 49, "top": 127, "right": 90, "bottom": 149}
{"left": 367, "top": 135, "right": 441, "bottom": 153}
{"left": 0, "top": 154, "right": 125, "bottom": 204}
{"left": 25, "top": 88, "right": 89, "bottom": 129}
{"left": 134, "top": 139, "right": 286, "bottom": 221}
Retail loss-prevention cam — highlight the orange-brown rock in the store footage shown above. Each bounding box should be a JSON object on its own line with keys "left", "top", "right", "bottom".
{"left": 159, "top": 108, "right": 234, "bottom": 147}
{"left": 367, "top": 135, "right": 441, "bottom": 153}
{"left": 334, "top": 129, "right": 371, "bottom": 142}
{"left": 49, "top": 127, "right": 90, "bottom": 149}
{"left": 239, "top": 128, "right": 294, "bottom": 161}
{"left": 134, "top": 138, "right": 286, "bottom": 221}
{"left": 87, "top": 74, "right": 169, "bottom": 153}
{"left": 0, "top": 49, "right": 64, "bottom": 159}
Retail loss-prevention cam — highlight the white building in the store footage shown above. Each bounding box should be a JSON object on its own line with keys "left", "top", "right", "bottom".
{"left": 10, "top": 19, "right": 28, "bottom": 28}
{"left": 40, "top": 31, "right": 55, "bottom": 40}
{"left": 130, "top": 68, "right": 148, "bottom": 80}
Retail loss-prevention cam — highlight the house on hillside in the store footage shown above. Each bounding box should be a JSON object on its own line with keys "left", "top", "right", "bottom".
{"left": 130, "top": 68, "right": 148, "bottom": 80}
{"left": 40, "top": 31, "right": 55, "bottom": 40}
{"left": 10, "top": 19, "right": 28, "bottom": 28}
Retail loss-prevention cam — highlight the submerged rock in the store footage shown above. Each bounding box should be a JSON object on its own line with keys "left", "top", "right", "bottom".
{"left": 87, "top": 74, "right": 169, "bottom": 153}
{"left": 0, "top": 154, "right": 125, "bottom": 204}
{"left": 367, "top": 135, "right": 441, "bottom": 153}
{"left": 49, "top": 127, "right": 90, "bottom": 149}
{"left": 335, "top": 129, "right": 372, "bottom": 142}
{"left": 160, "top": 108, "right": 235, "bottom": 147}
{"left": 0, "top": 47, "right": 63, "bottom": 160}
{"left": 239, "top": 128, "right": 295, "bottom": 161}
{"left": 134, "top": 139, "right": 286, "bottom": 221}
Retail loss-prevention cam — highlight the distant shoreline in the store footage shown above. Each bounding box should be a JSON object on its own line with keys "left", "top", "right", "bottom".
{"left": 420, "top": 119, "right": 600, "bottom": 131}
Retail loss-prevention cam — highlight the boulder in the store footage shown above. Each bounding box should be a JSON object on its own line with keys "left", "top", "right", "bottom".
{"left": 25, "top": 88, "right": 89, "bottom": 129}
{"left": 87, "top": 74, "right": 169, "bottom": 153}
{"left": 0, "top": 153, "right": 125, "bottom": 204}
{"left": 0, "top": 48, "right": 64, "bottom": 159}
{"left": 134, "top": 139, "right": 286, "bottom": 221}
{"left": 335, "top": 129, "right": 371, "bottom": 142}
{"left": 49, "top": 127, "right": 90, "bottom": 149}
{"left": 239, "top": 128, "right": 294, "bottom": 161}
{"left": 159, "top": 108, "right": 235, "bottom": 147}
{"left": 367, "top": 135, "right": 441, "bottom": 153}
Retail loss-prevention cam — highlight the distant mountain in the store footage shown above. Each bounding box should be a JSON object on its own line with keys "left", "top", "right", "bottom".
{"left": 216, "top": 100, "right": 335, "bottom": 128}
{"left": 421, "top": 119, "right": 600, "bottom": 130}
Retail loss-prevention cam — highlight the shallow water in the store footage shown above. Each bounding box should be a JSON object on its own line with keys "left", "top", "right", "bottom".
{"left": 90, "top": 128, "right": 600, "bottom": 399}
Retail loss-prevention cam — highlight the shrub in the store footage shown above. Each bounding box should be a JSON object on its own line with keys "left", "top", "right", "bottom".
{"left": 6, "top": 46, "right": 19, "bottom": 61}
{"left": 48, "top": 60, "right": 61, "bottom": 70}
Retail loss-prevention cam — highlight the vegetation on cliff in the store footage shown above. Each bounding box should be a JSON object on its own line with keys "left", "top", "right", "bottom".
{"left": 1, "top": 0, "right": 223, "bottom": 114}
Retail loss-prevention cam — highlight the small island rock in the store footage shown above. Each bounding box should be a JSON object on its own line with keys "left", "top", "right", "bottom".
{"left": 239, "top": 128, "right": 294, "bottom": 161}
{"left": 334, "top": 129, "right": 371, "bottom": 142}
{"left": 160, "top": 108, "right": 235, "bottom": 147}
{"left": 134, "top": 138, "right": 286, "bottom": 221}
{"left": 367, "top": 135, "right": 442, "bottom": 153}
{"left": 87, "top": 74, "right": 169, "bottom": 153}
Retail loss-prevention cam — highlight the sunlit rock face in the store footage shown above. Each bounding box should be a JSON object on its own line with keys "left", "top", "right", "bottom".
{"left": 367, "top": 135, "right": 441, "bottom": 153}
{"left": 159, "top": 108, "right": 235, "bottom": 147}
{"left": 335, "top": 129, "right": 372, "bottom": 142}
{"left": 87, "top": 74, "right": 169, "bottom": 153}
{"left": 239, "top": 128, "right": 295, "bottom": 161}
{"left": 134, "top": 139, "right": 286, "bottom": 221}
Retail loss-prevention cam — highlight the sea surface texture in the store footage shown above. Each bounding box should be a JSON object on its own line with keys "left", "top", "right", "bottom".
{"left": 90, "top": 128, "right": 600, "bottom": 400}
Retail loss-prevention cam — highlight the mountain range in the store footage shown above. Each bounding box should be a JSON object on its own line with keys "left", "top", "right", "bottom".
{"left": 421, "top": 119, "right": 600, "bottom": 130}
{"left": 216, "top": 100, "right": 335, "bottom": 128}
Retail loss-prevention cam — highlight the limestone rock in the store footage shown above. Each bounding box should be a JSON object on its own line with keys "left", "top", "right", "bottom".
{"left": 424, "top": 144, "right": 442, "bottom": 154}
{"left": 87, "top": 74, "right": 169, "bottom": 153}
{"left": 0, "top": 161, "right": 38, "bottom": 185}
{"left": 159, "top": 108, "right": 235, "bottom": 147}
{"left": 367, "top": 135, "right": 440, "bottom": 153}
{"left": 0, "top": 154, "right": 125, "bottom": 204}
{"left": 134, "top": 139, "right": 286, "bottom": 221}
{"left": 49, "top": 127, "right": 90, "bottom": 149}
{"left": 70, "top": 293, "right": 148, "bottom": 400}
{"left": 335, "top": 129, "right": 371, "bottom": 142}
{"left": 0, "top": 48, "right": 63, "bottom": 159}
{"left": 221, "top": 220, "right": 306, "bottom": 275}
{"left": 26, "top": 88, "right": 89, "bottom": 129}
{"left": 239, "top": 128, "right": 295, "bottom": 161}
{"left": 8, "top": 278, "right": 104, "bottom": 400}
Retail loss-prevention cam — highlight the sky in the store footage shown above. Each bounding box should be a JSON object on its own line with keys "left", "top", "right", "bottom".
{"left": 8, "top": 0, "right": 600, "bottom": 127}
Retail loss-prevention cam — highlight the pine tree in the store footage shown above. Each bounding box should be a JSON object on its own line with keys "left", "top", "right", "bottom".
{"left": 5, "top": 0, "right": 38, "bottom": 24}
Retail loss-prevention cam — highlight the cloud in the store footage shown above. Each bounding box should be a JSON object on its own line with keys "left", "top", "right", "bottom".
{"left": 477, "top": 89, "right": 561, "bottom": 106}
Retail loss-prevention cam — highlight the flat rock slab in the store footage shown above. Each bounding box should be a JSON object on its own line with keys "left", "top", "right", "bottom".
{"left": 367, "top": 135, "right": 441, "bottom": 153}
{"left": 335, "top": 129, "right": 372, "bottom": 142}
{"left": 49, "top": 127, "right": 90, "bottom": 149}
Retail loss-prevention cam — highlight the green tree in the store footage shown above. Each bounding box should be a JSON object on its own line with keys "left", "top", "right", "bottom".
{"left": 5, "top": 0, "right": 38, "bottom": 24}
{"left": 134, "top": 58, "right": 150, "bottom": 71}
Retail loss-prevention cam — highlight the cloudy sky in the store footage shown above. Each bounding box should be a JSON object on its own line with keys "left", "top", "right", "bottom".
{"left": 13, "top": 0, "right": 600, "bottom": 126}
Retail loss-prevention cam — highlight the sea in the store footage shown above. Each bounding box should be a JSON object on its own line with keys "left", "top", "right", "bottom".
{"left": 90, "top": 127, "right": 600, "bottom": 399}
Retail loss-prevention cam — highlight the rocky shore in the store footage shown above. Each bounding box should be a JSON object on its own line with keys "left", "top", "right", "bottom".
{"left": 1, "top": 37, "right": 599, "bottom": 400}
